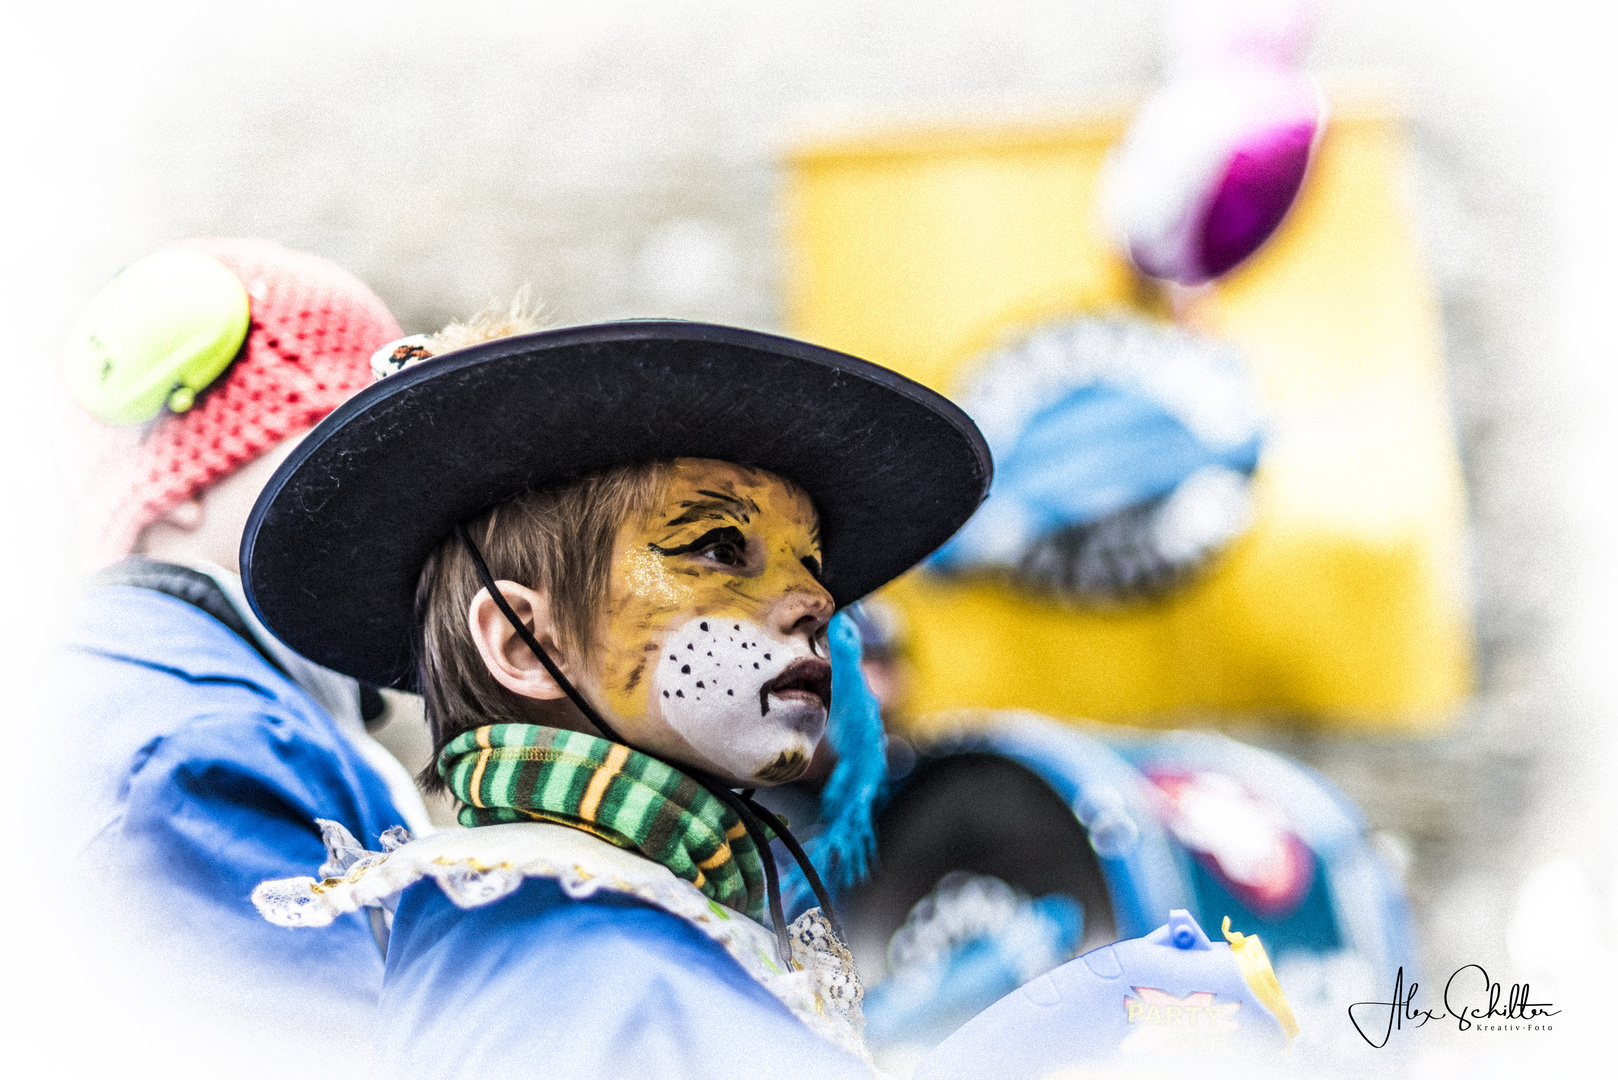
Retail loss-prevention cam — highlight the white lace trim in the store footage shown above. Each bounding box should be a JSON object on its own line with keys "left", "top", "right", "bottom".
{"left": 253, "top": 821, "right": 870, "bottom": 1063}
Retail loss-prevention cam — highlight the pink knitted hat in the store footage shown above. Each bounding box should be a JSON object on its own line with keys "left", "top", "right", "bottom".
{"left": 72, "top": 238, "right": 402, "bottom": 565}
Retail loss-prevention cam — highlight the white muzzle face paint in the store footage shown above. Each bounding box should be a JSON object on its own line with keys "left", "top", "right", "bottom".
{"left": 652, "top": 615, "right": 829, "bottom": 784}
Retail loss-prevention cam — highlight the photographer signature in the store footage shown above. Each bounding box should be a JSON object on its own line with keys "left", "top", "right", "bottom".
{"left": 1348, "top": 966, "right": 1560, "bottom": 1048}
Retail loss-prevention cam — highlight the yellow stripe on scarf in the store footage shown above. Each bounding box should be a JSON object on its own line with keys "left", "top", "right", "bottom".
{"left": 579, "top": 743, "right": 631, "bottom": 822}
{"left": 697, "top": 843, "right": 734, "bottom": 871}
{"left": 469, "top": 726, "right": 494, "bottom": 808}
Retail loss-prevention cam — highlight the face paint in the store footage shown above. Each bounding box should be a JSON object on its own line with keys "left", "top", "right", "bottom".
{"left": 586, "top": 459, "right": 833, "bottom": 786}
{"left": 653, "top": 615, "right": 829, "bottom": 783}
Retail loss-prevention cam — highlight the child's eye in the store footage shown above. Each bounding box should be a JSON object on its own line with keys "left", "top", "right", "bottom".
{"left": 702, "top": 540, "right": 746, "bottom": 567}
{"left": 649, "top": 525, "right": 748, "bottom": 564}
{"left": 800, "top": 555, "right": 822, "bottom": 580}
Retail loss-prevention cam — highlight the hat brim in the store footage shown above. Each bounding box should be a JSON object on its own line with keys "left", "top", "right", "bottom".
{"left": 241, "top": 321, "right": 991, "bottom": 689}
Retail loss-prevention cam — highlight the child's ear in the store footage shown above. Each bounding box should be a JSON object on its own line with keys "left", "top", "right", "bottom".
{"left": 467, "top": 581, "right": 571, "bottom": 700}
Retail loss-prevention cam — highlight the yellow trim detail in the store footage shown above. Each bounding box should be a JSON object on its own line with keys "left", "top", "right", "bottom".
{"left": 1222, "top": 917, "right": 1301, "bottom": 1044}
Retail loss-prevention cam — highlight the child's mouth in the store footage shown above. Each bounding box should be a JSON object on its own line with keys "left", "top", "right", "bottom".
{"left": 758, "top": 658, "right": 833, "bottom": 716}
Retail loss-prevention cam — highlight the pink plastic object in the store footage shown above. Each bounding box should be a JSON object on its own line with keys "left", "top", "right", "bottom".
{"left": 1104, "top": 0, "right": 1324, "bottom": 286}
{"left": 1144, "top": 767, "right": 1316, "bottom": 919}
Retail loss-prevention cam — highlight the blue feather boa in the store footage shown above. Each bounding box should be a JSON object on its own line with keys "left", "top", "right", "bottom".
{"left": 783, "top": 608, "right": 888, "bottom": 904}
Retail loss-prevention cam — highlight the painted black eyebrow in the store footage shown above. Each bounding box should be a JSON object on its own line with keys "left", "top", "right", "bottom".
{"left": 694, "top": 489, "right": 760, "bottom": 517}
{"left": 648, "top": 525, "right": 746, "bottom": 558}
{"left": 663, "top": 500, "right": 745, "bottom": 529}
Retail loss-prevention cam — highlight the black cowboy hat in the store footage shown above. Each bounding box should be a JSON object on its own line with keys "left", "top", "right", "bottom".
{"left": 241, "top": 320, "right": 991, "bottom": 689}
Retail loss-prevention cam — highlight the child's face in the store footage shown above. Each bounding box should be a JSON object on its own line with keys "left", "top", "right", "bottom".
{"left": 584, "top": 458, "right": 834, "bottom": 786}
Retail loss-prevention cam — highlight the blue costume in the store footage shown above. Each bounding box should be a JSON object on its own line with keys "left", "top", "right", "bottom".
{"left": 54, "top": 562, "right": 426, "bottom": 1038}
{"left": 374, "top": 876, "right": 873, "bottom": 1078}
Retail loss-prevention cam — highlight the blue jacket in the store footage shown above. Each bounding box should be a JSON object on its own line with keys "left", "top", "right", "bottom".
{"left": 375, "top": 877, "right": 875, "bottom": 1079}
{"left": 54, "top": 575, "right": 413, "bottom": 1034}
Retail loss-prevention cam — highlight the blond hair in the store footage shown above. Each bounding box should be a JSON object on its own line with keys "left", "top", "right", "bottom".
{"left": 428, "top": 286, "right": 547, "bottom": 352}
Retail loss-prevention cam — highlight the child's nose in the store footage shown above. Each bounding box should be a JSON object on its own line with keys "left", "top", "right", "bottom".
{"left": 772, "top": 575, "right": 834, "bottom": 643}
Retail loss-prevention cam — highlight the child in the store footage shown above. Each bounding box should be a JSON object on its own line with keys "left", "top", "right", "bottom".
{"left": 53, "top": 239, "right": 430, "bottom": 1049}
{"left": 246, "top": 314, "right": 990, "bottom": 1076}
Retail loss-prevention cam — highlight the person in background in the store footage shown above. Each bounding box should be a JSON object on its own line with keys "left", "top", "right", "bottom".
{"left": 51, "top": 238, "right": 431, "bottom": 1052}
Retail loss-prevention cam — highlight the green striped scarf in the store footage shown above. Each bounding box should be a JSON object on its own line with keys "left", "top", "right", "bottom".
{"left": 438, "top": 723, "right": 766, "bottom": 921}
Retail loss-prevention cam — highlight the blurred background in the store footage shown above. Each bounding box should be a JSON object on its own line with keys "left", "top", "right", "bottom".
{"left": 6, "top": 0, "right": 1617, "bottom": 1072}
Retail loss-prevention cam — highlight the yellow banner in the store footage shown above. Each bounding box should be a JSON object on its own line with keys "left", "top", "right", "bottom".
{"left": 785, "top": 104, "right": 1471, "bottom": 731}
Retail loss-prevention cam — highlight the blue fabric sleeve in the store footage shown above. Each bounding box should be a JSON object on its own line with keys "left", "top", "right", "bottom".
{"left": 377, "top": 877, "right": 872, "bottom": 1080}
{"left": 94, "top": 707, "right": 398, "bottom": 1023}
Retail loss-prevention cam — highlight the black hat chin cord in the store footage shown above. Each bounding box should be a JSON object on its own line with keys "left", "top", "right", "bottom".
{"left": 736, "top": 793, "right": 843, "bottom": 939}
{"left": 455, "top": 523, "right": 842, "bottom": 965}
{"left": 457, "top": 523, "right": 630, "bottom": 747}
